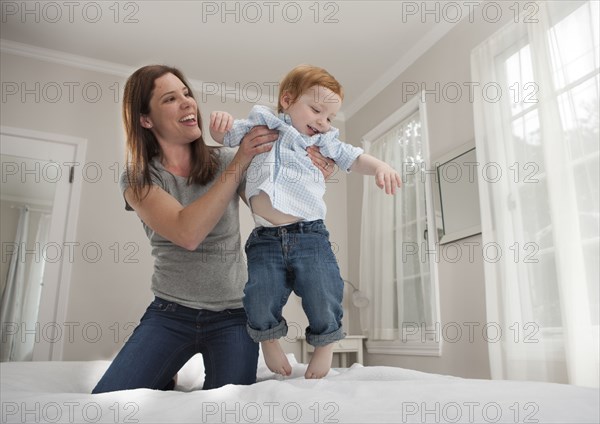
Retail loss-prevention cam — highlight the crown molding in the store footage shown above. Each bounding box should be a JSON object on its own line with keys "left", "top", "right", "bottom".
{"left": 2, "top": 13, "right": 461, "bottom": 123}
{"left": 0, "top": 39, "right": 278, "bottom": 107}
{"left": 343, "top": 20, "right": 463, "bottom": 121}
{"left": 1, "top": 39, "right": 133, "bottom": 78}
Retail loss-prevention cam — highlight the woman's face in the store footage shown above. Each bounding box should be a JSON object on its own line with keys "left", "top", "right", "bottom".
{"left": 141, "top": 73, "right": 201, "bottom": 145}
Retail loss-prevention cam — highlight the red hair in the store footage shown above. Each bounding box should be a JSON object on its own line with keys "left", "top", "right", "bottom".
{"left": 277, "top": 65, "right": 343, "bottom": 113}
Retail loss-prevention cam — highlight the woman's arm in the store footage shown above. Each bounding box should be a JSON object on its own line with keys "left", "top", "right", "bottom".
{"left": 237, "top": 178, "right": 249, "bottom": 207}
{"left": 124, "top": 126, "right": 277, "bottom": 250}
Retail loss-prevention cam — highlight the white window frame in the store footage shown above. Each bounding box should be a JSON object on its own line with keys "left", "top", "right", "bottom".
{"left": 478, "top": 1, "right": 599, "bottom": 362}
{"left": 361, "top": 93, "right": 442, "bottom": 356}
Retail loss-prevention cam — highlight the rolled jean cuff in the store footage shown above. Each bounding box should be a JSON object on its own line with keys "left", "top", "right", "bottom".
{"left": 306, "top": 327, "right": 345, "bottom": 347}
{"left": 246, "top": 319, "right": 288, "bottom": 342}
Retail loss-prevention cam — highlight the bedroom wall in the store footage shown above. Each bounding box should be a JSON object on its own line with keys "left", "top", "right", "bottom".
{"left": 345, "top": 8, "right": 515, "bottom": 378}
{"left": 0, "top": 52, "right": 350, "bottom": 362}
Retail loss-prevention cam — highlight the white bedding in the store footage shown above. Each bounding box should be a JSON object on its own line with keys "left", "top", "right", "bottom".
{"left": 1, "top": 355, "right": 598, "bottom": 423}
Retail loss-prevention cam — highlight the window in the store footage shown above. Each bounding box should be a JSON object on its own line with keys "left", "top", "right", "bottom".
{"left": 494, "top": 0, "right": 599, "bottom": 331}
{"left": 472, "top": 0, "right": 599, "bottom": 385}
{"left": 359, "top": 95, "right": 441, "bottom": 356}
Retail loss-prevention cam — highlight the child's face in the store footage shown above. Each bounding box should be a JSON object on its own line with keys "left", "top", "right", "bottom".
{"left": 280, "top": 86, "right": 341, "bottom": 136}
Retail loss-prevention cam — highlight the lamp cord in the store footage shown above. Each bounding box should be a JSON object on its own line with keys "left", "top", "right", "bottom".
{"left": 343, "top": 279, "right": 358, "bottom": 291}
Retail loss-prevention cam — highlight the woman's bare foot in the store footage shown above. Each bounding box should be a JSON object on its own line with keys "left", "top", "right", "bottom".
{"left": 305, "top": 344, "right": 334, "bottom": 379}
{"left": 261, "top": 340, "right": 292, "bottom": 376}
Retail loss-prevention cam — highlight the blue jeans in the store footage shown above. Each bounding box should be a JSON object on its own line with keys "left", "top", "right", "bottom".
{"left": 243, "top": 220, "right": 345, "bottom": 347}
{"left": 92, "top": 298, "right": 258, "bottom": 393}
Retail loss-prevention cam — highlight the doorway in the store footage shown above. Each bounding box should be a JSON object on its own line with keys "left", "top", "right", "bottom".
{"left": 0, "top": 126, "right": 86, "bottom": 361}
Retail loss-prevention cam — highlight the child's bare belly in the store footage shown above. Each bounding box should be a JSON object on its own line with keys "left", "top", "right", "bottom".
{"left": 250, "top": 191, "right": 302, "bottom": 226}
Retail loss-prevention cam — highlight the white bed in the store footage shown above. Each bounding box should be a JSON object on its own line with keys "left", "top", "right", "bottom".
{"left": 1, "top": 354, "right": 598, "bottom": 423}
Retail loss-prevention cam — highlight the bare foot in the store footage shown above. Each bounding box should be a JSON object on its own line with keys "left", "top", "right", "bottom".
{"left": 261, "top": 340, "right": 292, "bottom": 376}
{"left": 305, "top": 344, "right": 334, "bottom": 379}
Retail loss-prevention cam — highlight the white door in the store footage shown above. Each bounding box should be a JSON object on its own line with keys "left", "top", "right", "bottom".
{"left": 1, "top": 126, "right": 86, "bottom": 360}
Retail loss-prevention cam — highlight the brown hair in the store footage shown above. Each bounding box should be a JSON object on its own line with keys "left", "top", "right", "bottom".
{"left": 277, "top": 64, "right": 344, "bottom": 113}
{"left": 122, "top": 65, "right": 220, "bottom": 202}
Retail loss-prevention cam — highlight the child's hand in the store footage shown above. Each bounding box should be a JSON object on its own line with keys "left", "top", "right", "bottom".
{"left": 375, "top": 165, "right": 402, "bottom": 195}
{"left": 210, "top": 111, "right": 234, "bottom": 133}
{"left": 209, "top": 111, "right": 234, "bottom": 143}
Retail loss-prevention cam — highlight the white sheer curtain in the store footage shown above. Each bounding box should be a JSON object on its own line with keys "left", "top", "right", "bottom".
{"left": 0, "top": 208, "right": 51, "bottom": 361}
{"left": 360, "top": 112, "right": 434, "bottom": 340}
{"left": 0, "top": 207, "right": 30, "bottom": 362}
{"left": 472, "top": 0, "right": 599, "bottom": 387}
{"left": 15, "top": 212, "right": 51, "bottom": 361}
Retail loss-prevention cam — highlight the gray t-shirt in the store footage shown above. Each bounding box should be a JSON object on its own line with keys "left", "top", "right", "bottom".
{"left": 119, "top": 148, "right": 247, "bottom": 311}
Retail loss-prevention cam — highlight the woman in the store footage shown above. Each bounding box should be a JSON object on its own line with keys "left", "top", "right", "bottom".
{"left": 92, "top": 65, "right": 334, "bottom": 392}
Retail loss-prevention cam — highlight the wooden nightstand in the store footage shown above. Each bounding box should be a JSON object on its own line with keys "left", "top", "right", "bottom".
{"left": 300, "top": 335, "right": 366, "bottom": 367}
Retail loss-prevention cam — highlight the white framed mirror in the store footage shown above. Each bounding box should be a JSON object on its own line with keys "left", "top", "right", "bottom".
{"left": 433, "top": 141, "right": 482, "bottom": 244}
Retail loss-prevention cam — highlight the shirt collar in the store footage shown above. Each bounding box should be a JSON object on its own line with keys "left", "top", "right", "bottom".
{"left": 279, "top": 112, "right": 293, "bottom": 126}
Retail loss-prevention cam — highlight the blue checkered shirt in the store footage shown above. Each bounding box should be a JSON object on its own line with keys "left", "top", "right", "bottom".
{"left": 223, "top": 105, "right": 363, "bottom": 221}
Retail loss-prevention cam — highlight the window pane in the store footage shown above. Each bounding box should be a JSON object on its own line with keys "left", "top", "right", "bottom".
{"left": 573, "top": 158, "right": 599, "bottom": 240}
{"left": 526, "top": 251, "right": 562, "bottom": 327}
{"left": 511, "top": 109, "right": 546, "bottom": 174}
{"left": 558, "top": 75, "right": 600, "bottom": 159}
{"left": 505, "top": 44, "right": 535, "bottom": 116}
{"left": 400, "top": 276, "right": 427, "bottom": 324}
{"left": 549, "top": 2, "right": 599, "bottom": 89}
{"left": 371, "top": 112, "right": 434, "bottom": 333}
{"left": 584, "top": 242, "right": 599, "bottom": 326}
{"left": 519, "top": 180, "right": 553, "bottom": 249}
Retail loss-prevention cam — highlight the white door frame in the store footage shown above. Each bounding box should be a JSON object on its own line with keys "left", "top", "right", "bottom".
{"left": 1, "top": 126, "right": 86, "bottom": 360}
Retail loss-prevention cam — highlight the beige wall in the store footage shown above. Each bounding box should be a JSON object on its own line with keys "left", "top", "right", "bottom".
{"left": 2, "top": 4, "right": 514, "bottom": 377}
{"left": 0, "top": 52, "right": 349, "bottom": 361}
{"left": 345, "top": 10, "right": 514, "bottom": 378}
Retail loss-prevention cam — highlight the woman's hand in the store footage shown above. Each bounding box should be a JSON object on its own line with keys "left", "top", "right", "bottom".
{"left": 234, "top": 125, "right": 278, "bottom": 169}
{"left": 307, "top": 146, "right": 336, "bottom": 180}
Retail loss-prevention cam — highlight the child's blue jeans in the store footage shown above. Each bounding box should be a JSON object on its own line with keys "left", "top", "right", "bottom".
{"left": 243, "top": 219, "right": 345, "bottom": 347}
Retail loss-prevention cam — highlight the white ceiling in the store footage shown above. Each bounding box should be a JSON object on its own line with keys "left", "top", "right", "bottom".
{"left": 0, "top": 1, "right": 463, "bottom": 119}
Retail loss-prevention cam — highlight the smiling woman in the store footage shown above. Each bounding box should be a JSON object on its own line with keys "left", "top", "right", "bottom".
{"left": 121, "top": 67, "right": 219, "bottom": 206}
{"left": 92, "top": 64, "right": 279, "bottom": 393}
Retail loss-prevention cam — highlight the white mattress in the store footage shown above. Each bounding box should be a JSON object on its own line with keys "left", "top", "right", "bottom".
{"left": 1, "top": 355, "right": 598, "bottom": 423}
